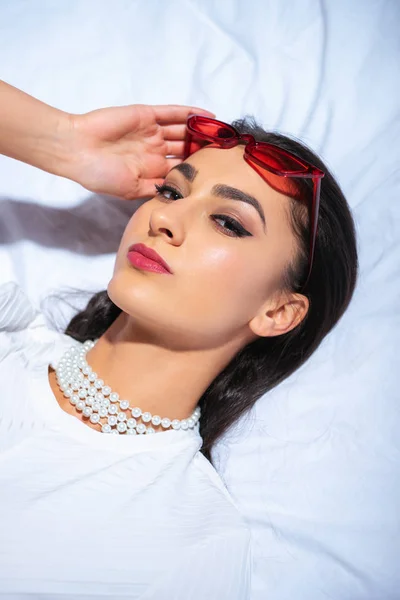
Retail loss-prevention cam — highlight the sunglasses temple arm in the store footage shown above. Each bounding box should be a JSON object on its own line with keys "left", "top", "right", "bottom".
{"left": 303, "top": 177, "right": 322, "bottom": 289}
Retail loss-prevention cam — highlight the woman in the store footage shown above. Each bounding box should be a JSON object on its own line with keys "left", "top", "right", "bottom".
{"left": 0, "top": 80, "right": 358, "bottom": 599}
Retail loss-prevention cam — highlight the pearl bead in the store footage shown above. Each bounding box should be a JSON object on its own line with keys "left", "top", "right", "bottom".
{"left": 55, "top": 342, "right": 201, "bottom": 438}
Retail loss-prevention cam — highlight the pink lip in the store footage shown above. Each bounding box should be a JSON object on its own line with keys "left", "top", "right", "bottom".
{"left": 127, "top": 243, "right": 172, "bottom": 274}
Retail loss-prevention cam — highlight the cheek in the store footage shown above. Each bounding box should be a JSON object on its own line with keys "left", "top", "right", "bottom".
{"left": 185, "top": 232, "right": 292, "bottom": 322}
{"left": 180, "top": 244, "right": 267, "bottom": 321}
{"left": 113, "top": 208, "right": 148, "bottom": 272}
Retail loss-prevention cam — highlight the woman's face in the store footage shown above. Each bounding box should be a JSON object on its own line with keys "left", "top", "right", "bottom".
{"left": 108, "top": 145, "right": 307, "bottom": 350}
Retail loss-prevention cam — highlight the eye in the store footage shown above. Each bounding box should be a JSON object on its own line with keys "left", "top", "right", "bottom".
{"left": 154, "top": 183, "right": 182, "bottom": 201}
{"left": 212, "top": 215, "right": 251, "bottom": 238}
{"left": 154, "top": 184, "right": 252, "bottom": 239}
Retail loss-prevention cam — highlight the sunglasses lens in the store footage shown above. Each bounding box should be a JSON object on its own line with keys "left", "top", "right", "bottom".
{"left": 191, "top": 117, "right": 236, "bottom": 139}
{"left": 251, "top": 145, "right": 309, "bottom": 174}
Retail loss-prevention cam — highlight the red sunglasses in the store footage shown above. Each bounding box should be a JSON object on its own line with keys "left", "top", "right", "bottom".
{"left": 183, "top": 115, "right": 325, "bottom": 289}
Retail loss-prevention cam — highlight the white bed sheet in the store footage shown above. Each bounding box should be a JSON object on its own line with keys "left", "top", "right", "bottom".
{"left": 0, "top": 1, "right": 399, "bottom": 598}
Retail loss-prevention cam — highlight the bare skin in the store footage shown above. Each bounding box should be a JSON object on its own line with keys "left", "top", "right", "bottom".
{"left": 54, "top": 145, "right": 308, "bottom": 428}
{"left": 0, "top": 80, "right": 309, "bottom": 431}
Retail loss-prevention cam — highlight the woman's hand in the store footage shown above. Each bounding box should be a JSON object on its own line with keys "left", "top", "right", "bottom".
{"left": 0, "top": 81, "right": 212, "bottom": 199}
{"left": 65, "top": 104, "right": 215, "bottom": 200}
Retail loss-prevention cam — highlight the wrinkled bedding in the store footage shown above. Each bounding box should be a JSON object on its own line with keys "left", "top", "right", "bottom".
{"left": 0, "top": 1, "right": 399, "bottom": 598}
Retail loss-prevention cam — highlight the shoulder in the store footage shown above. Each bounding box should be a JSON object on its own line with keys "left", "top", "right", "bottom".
{"left": 0, "top": 281, "right": 75, "bottom": 367}
{"left": 191, "top": 449, "right": 251, "bottom": 533}
{"left": 0, "top": 281, "right": 39, "bottom": 332}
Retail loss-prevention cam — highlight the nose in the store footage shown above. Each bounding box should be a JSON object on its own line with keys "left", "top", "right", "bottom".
{"left": 148, "top": 200, "right": 187, "bottom": 244}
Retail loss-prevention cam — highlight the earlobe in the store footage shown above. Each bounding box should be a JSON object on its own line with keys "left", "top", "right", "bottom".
{"left": 248, "top": 311, "right": 276, "bottom": 338}
{"left": 249, "top": 294, "right": 309, "bottom": 338}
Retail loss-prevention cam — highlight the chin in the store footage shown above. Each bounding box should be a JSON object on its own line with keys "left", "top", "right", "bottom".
{"left": 106, "top": 274, "right": 127, "bottom": 312}
{"left": 106, "top": 270, "right": 154, "bottom": 321}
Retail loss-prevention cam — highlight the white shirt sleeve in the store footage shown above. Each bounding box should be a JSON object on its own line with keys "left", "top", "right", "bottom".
{"left": 0, "top": 281, "right": 38, "bottom": 333}
{"left": 0, "top": 281, "right": 62, "bottom": 361}
{"left": 139, "top": 528, "right": 252, "bottom": 600}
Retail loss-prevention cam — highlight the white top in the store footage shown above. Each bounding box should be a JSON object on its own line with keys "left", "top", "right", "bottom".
{"left": 0, "top": 282, "right": 252, "bottom": 600}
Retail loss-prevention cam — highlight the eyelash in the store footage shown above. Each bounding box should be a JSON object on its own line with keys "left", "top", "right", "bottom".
{"left": 154, "top": 184, "right": 251, "bottom": 238}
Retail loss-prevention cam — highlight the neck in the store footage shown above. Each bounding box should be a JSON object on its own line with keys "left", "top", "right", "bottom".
{"left": 84, "top": 311, "right": 242, "bottom": 421}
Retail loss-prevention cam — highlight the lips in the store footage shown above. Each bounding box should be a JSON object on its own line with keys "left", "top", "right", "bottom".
{"left": 127, "top": 243, "right": 172, "bottom": 274}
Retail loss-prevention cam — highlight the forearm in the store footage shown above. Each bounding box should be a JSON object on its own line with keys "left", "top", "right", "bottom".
{"left": 0, "top": 79, "right": 72, "bottom": 177}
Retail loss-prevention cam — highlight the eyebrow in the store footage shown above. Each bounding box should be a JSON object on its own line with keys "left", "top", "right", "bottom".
{"left": 169, "top": 163, "right": 266, "bottom": 231}
{"left": 171, "top": 162, "right": 198, "bottom": 183}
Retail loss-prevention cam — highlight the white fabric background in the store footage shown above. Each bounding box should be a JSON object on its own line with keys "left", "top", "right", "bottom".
{"left": 0, "top": 1, "right": 399, "bottom": 599}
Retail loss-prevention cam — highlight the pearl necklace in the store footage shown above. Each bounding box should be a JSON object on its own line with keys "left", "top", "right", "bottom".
{"left": 55, "top": 340, "right": 201, "bottom": 435}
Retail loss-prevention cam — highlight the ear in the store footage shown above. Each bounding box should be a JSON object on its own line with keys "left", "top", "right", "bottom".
{"left": 248, "top": 293, "right": 309, "bottom": 338}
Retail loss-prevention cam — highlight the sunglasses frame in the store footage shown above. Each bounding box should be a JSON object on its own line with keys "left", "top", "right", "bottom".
{"left": 183, "top": 115, "right": 325, "bottom": 290}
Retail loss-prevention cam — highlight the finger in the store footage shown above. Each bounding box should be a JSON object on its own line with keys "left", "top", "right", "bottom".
{"left": 166, "top": 157, "right": 184, "bottom": 170}
{"left": 165, "top": 140, "right": 185, "bottom": 156}
{"left": 152, "top": 105, "right": 215, "bottom": 125}
{"left": 139, "top": 157, "right": 184, "bottom": 187}
{"left": 161, "top": 124, "right": 187, "bottom": 140}
{"left": 137, "top": 178, "right": 165, "bottom": 199}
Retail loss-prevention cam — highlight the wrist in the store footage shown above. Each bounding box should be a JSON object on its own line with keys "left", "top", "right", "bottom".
{"left": 48, "top": 111, "right": 80, "bottom": 181}
{"left": 0, "top": 80, "right": 77, "bottom": 179}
